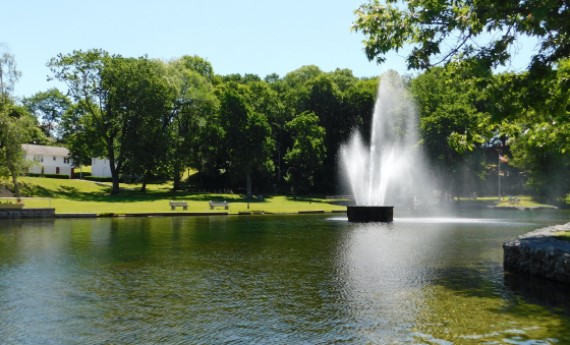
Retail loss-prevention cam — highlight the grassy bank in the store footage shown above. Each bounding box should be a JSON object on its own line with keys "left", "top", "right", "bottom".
{"left": 12, "top": 177, "right": 347, "bottom": 215}
{"left": 6, "top": 177, "right": 563, "bottom": 215}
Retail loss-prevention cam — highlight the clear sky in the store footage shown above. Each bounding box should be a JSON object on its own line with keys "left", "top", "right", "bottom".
{"left": 2, "top": 0, "right": 537, "bottom": 99}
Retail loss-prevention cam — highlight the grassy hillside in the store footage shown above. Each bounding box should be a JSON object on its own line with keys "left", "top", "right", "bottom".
{"left": 12, "top": 177, "right": 347, "bottom": 215}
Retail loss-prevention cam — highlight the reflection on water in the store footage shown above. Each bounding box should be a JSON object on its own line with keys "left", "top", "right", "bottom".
{"left": 0, "top": 213, "right": 569, "bottom": 344}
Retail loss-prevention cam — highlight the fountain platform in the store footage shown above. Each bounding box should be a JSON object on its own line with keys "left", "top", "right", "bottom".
{"left": 347, "top": 206, "right": 393, "bottom": 222}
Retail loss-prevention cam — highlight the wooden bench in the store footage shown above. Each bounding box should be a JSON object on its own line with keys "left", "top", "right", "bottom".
{"left": 209, "top": 200, "right": 229, "bottom": 210}
{"left": 169, "top": 200, "right": 188, "bottom": 210}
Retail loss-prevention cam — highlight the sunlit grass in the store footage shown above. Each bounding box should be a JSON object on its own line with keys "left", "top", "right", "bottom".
{"left": 14, "top": 177, "right": 346, "bottom": 215}
{"left": 553, "top": 231, "right": 570, "bottom": 242}
{"left": 495, "top": 195, "right": 556, "bottom": 208}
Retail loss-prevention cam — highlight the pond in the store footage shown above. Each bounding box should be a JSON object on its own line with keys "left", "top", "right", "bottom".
{"left": 0, "top": 210, "right": 569, "bottom": 344}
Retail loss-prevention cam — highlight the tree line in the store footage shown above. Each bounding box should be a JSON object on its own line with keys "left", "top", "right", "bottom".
{"left": 1, "top": 47, "right": 569, "bottom": 203}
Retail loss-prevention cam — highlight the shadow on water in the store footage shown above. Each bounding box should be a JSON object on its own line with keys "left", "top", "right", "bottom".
{"left": 504, "top": 272, "right": 570, "bottom": 314}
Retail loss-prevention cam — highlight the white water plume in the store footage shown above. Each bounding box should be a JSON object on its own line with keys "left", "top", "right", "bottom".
{"left": 341, "top": 71, "right": 435, "bottom": 207}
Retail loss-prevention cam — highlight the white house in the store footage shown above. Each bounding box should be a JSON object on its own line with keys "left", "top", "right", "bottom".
{"left": 91, "top": 157, "right": 113, "bottom": 178}
{"left": 22, "top": 144, "right": 74, "bottom": 177}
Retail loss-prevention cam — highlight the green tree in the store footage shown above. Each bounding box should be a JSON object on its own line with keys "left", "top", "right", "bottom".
{"left": 411, "top": 64, "right": 491, "bottom": 198}
{"left": 284, "top": 111, "right": 326, "bottom": 195}
{"left": 167, "top": 57, "right": 219, "bottom": 190}
{"left": 118, "top": 58, "right": 175, "bottom": 192}
{"left": 301, "top": 74, "right": 346, "bottom": 191}
{"left": 217, "top": 82, "right": 274, "bottom": 197}
{"left": 353, "top": 0, "right": 570, "bottom": 71}
{"left": 342, "top": 77, "right": 378, "bottom": 144}
{"left": 0, "top": 109, "right": 27, "bottom": 199}
{"left": 49, "top": 50, "right": 170, "bottom": 194}
{"left": 23, "top": 88, "right": 71, "bottom": 140}
{"left": 60, "top": 102, "right": 104, "bottom": 167}
{"left": 0, "top": 49, "right": 41, "bottom": 199}
{"left": 247, "top": 80, "right": 290, "bottom": 191}
{"left": 507, "top": 59, "right": 570, "bottom": 202}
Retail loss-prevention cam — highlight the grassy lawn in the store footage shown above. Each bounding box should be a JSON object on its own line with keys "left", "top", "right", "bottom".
{"left": 494, "top": 195, "right": 557, "bottom": 208}
{"left": 12, "top": 177, "right": 346, "bottom": 215}
{"left": 553, "top": 231, "right": 570, "bottom": 242}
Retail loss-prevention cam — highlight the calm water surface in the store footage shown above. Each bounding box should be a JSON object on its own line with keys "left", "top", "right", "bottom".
{"left": 0, "top": 210, "right": 569, "bottom": 344}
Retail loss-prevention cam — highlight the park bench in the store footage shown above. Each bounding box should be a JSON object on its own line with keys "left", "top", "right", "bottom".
{"left": 169, "top": 200, "right": 188, "bottom": 210}
{"left": 209, "top": 200, "right": 229, "bottom": 210}
{"left": 508, "top": 196, "right": 520, "bottom": 205}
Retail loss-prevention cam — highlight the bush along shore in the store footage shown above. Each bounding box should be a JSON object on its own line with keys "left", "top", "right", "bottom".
{"left": 504, "top": 223, "right": 570, "bottom": 284}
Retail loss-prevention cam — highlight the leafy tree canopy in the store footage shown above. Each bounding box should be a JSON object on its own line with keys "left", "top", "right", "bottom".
{"left": 353, "top": 0, "right": 570, "bottom": 71}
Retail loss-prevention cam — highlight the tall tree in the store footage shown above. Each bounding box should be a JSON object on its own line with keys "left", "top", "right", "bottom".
{"left": 284, "top": 111, "right": 326, "bottom": 195}
{"left": 217, "top": 82, "right": 274, "bottom": 197}
{"left": 49, "top": 50, "right": 169, "bottom": 194}
{"left": 119, "top": 58, "right": 175, "bottom": 192}
{"left": 167, "top": 57, "right": 219, "bottom": 190}
{"left": 247, "top": 80, "right": 290, "bottom": 191}
{"left": 0, "top": 49, "right": 32, "bottom": 199}
{"left": 0, "top": 108, "right": 29, "bottom": 199}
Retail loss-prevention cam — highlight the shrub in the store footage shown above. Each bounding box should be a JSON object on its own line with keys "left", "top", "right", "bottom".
{"left": 74, "top": 172, "right": 92, "bottom": 178}
{"left": 26, "top": 173, "right": 70, "bottom": 179}
{"left": 83, "top": 176, "right": 118, "bottom": 183}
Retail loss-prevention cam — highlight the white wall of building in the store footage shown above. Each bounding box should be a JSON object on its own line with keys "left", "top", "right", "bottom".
{"left": 22, "top": 144, "right": 74, "bottom": 177}
{"left": 91, "top": 158, "right": 113, "bottom": 178}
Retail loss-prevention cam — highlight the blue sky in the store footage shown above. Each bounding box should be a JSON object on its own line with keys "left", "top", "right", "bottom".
{"left": 2, "top": 0, "right": 537, "bottom": 99}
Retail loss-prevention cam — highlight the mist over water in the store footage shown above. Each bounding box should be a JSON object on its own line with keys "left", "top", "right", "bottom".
{"left": 341, "top": 71, "right": 435, "bottom": 207}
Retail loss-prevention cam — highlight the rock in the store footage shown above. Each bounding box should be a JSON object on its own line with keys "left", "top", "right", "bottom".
{"left": 503, "top": 222, "right": 570, "bottom": 284}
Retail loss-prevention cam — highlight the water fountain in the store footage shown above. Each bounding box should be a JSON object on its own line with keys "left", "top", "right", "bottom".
{"left": 341, "top": 71, "right": 434, "bottom": 222}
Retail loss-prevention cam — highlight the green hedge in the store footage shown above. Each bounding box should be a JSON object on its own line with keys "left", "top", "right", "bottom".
{"left": 26, "top": 173, "right": 70, "bottom": 179}
{"left": 83, "top": 176, "right": 121, "bottom": 183}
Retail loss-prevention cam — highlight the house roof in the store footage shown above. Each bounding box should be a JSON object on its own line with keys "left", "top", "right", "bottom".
{"left": 21, "top": 144, "right": 70, "bottom": 157}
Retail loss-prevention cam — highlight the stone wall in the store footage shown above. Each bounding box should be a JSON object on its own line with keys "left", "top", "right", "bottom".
{"left": 503, "top": 222, "right": 570, "bottom": 284}
{"left": 0, "top": 208, "right": 55, "bottom": 219}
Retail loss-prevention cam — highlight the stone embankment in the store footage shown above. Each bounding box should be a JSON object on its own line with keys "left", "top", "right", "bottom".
{"left": 503, "top": 222, "right": 570, "bottom": 284}
{"left": 0, "top": 208, "right": 55, "bottom": 219}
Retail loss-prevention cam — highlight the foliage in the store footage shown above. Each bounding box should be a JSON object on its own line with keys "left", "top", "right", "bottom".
{"left": 353, "top": 0, "right": 570, "bottom": 71}
{"left": 167, "top": 57, "right": 219, "bottom": 190}
{"left": 49, "top": 50, "right": 172, "bottom": 194}
{"left": 217, "top": 82, "right": 275, "bottom": 197}
{"left": 5, "top": 44, "right": 561, "bottom": 202}
{"left": 284, "top": 111, "right": 326, "bottom": 194}
{"left": 410, "top": 63, "right": 492, "bottom": 197}
{"left": 0, "top": 48, "right": 21, "bottom": 106}
{"left": 0, "top": 49, "right": 47, "bottom": 198}
{"left": 23, "top": 88, "right": 71, "bottom": 139}
{"left": 504, "top": 60, "right": 570, "bottom": 203}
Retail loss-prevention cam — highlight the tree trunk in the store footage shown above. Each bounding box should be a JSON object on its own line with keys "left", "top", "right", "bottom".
{"left": 140, "top": 173, "right": 148, "bottom": 193}
{"left": 246, "top": 171, "right": 252, "bottom": 199}
{"left": 11, "top": 171, "right": 21, "bottom": 201}
{"left": 172, "top": 162, "right": 181, "bottom": 191}
{"left": 111, "top": 174, "right": 120, "bottom": 195}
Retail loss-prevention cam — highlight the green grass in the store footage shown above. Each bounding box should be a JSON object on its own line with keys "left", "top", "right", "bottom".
{"left": 553, "top": 231, "right": 570, "bottom": 242}
{"left": 495, "top": 195, "right": 556, "bottom": 208}
{"left": 14, "top": 177, "right": 346, "bottom": 215}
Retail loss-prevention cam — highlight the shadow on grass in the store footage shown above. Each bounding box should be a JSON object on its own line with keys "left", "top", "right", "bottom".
{"left": 286, "top": 195, "right": 348, "bottom": 205}
{"left": 18, "top": 180, "right": 277, "bottom": 204}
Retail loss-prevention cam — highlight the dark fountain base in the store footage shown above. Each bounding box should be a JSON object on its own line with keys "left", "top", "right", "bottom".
{"left": 347, "top": 206, "right": 394, "bottom": 222}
